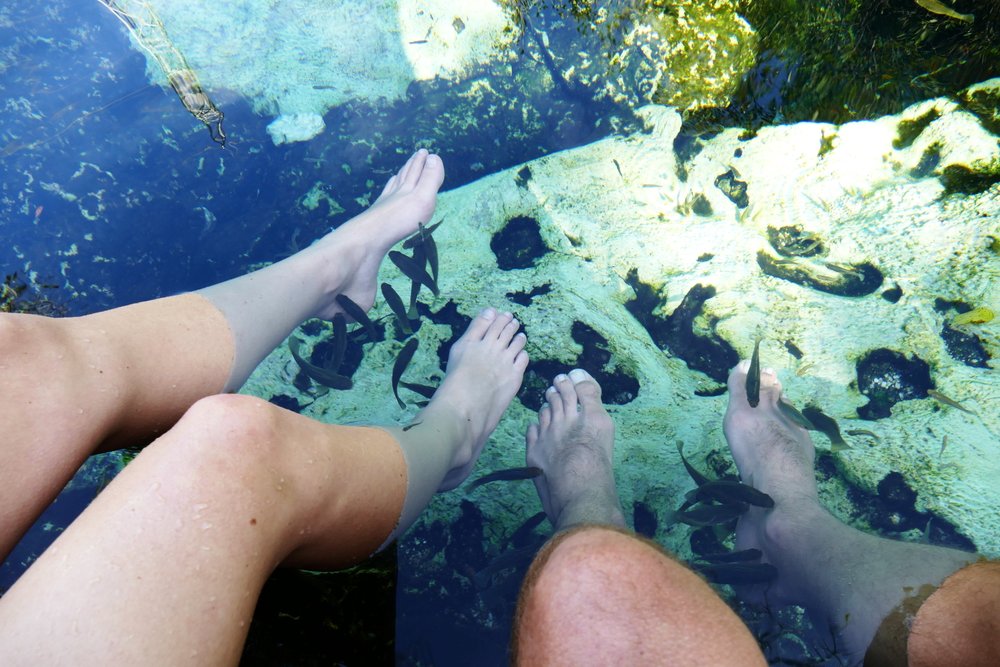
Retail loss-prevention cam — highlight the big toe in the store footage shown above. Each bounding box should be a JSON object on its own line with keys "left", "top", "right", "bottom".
{"left": 568, "top": 369, "right": 602, "bottom": 407}
{"left": 417, "top": 153, "right": 445, "bottom": 191}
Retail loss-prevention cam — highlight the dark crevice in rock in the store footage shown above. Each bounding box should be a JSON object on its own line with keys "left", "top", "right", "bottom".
{"left": 506, "top": 283, "right": 552, "bottom": 306}
{"left": 941, "top": 323, "right": 991, "bottom": 368}
{"left": 514, "top": 165, "right": 532, "bottom": 188}
{"left": 939, "top": 164, "right": 1000, "bottom": 196}
{"left": 690, "top": 193, "right": 714, "bottom": 216}
{"left": 757, "top": 251, "right": 883, "bottom": 297}
{"left": 673, "top": 133, "right": 704, "bottom": 182}
{"left": 910, "top": 142, "right": 942, "bottom": 178}
{"left": 624, "top": 271, "right": 738, "bottom": 383}
{"left": 957, "top": 86, "right": 1000, "bottom": 137}
{"left": 428, "top": 300, "right": 473, "bottom": 373}
{"left": 714, "top": 169, "right": 749, "bottom": 208}
{"left": 893, "top": 108, "right": 941, "bottom": 149}
{"left": 517, "top": 321, "right": 639, "bottom": 411}
{"left": 491, "top": 215, "right": 549, "bottom": 270}
{"left": 856, "top": 348, "right": 932, "bottom": 420}
{"left": 767, "top": 225, "right": 826, "bottom": 258}
{"left": 881, "top": 285, "right": 903, "bottom": 303}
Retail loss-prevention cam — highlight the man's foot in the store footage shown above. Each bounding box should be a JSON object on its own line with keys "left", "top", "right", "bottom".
{"left": 722, "top": 362, "right": 976, "bottom": 661}
{"left": 304, "top": 149, "right": 445, "bottom": 320}
{"left": 419, "top": 308, "right": 529, "bottom": 491}
{"left": 525, "top": 369, "right": 624, "bottom": 530}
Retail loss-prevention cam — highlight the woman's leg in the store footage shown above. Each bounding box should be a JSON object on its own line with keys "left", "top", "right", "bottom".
{"left": 0, "top": 149, "right": 444, "bottom": 561}
{"left": 0, "top": 308, "right": 527, "bottom": 665}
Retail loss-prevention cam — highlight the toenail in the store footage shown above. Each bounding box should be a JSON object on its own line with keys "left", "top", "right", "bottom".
{"left": 569, "top": 369, "right": 587, "bottom": 382}
{"left": 546, "top": 386, "right": 557, "bottom": 393}
{"left": 555, "top": 374, "right": 569, "bottom": 383}
{"left": 480, "top": 307, "right": 496, "bottom": 320}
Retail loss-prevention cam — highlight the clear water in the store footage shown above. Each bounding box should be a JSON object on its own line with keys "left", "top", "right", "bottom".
{"left": 1, "top": 0, "right": 997, "bottom": 665}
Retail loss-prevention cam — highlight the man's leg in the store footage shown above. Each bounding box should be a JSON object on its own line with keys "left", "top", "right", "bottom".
{"left": 722, "top": 362, "right": 993, "bottom": 665}
{"left": 0, "top": 308, "right": 528, "bottom": 665}
{"left": 0, "top": 149, "right": 444, "bottom": 561}
{"left": 512, "top": 370, "right": 766, "bottom": 666}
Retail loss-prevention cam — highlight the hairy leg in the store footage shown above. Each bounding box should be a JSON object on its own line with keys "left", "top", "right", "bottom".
{"left": 723, "top": 361, "right": 980, "bottom": 664}
{"left": 0, "top": 150, "right": 444, "bottom": 561}
{"left": 0, "top": 308, "right": 526, "bottom": 665}
{"left": 513, "top": 370, "right": 764, "bottom": 666}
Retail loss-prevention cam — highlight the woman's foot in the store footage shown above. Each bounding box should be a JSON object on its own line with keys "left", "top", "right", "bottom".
{"left": 418, "top": 308, "right": 529, "bottom": 490}
{"left": 525, "top": 369, "right": 624, "bottom": 530}
{"left": 304, "top": 149, "right": 445, "bottom": 320}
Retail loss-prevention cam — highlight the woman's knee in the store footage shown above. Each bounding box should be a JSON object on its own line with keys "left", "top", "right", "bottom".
{"left": 169, "top": 393, "right": 287, "bottom": 466}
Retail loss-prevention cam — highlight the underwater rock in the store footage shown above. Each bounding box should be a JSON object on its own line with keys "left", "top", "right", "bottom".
{"left": 491, "top": 214, "right": 549, "bottom": 270}
{"left": 893, "top": 108, "right": 941, "bottom": 149}
{"left": 856, "top": 348, "right": 933, "bottom": 420}
{"left": 881, "top": 285, "right": 903, "bottom": 303}
{"left": 757, "top": 252, "right": 884, "bottom": 297}
{"left": 939, "top": 163, "right": 1000, "bottom": 196}
{"left": 267, "top": 113, "right": 326, "bottom": 145}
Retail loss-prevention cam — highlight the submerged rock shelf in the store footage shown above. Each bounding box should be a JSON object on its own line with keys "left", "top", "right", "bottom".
{"left": 246, "top": 80, "right": 1000, "bottom": 557}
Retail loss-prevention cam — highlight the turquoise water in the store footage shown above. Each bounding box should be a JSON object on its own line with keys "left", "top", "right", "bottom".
{"left": 1, "top": 1, "right": 997, "bottom": 664}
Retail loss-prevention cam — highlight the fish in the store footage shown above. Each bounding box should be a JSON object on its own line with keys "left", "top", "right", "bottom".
{"left": 392, "top": 337, "right": 419, "bottom": 409}
{"left": 400, "top": 381, "right": 437, "bottom": 399}
{"left": 381, "top": 282, "right": 413, "bottom": 335}
{"left": 667, "top": 502, "right": 748, "bottom": 527}
{"left": 952, "top": 307, "right": 994, "bottom": 325}
{"left": 612, "top": 158, "right": 623, "bottom": 179}
{"left": 407, "top": 279, "right": 421, "bottom": 321}
{"left": 402, "top": 421, "right": 422, "bottom": 432}
{"left": 473, "top": 543, "right": 539, "bottom": 589}
{"left": 927, "top": 389, "right": 977, "bottom": 415}
{"left": 390, "top": 250, "right": 439, "bottom": 296}
{"left": 506, "top": 511, "right": 549, "bottom": 548}
{"left": 288, "top": 336, "right": 353, "bottom": 390}
{"left": 402, "top": 219, "right": 444, "bottom": 249}
{"left": 801, "top": 406, "right": 850, "bottom": 451}
{"left": 424, "top": 231, "right": 440, "bottom": 285}
{"left": 746, "top": 337, "right": 762, "bottom": 407}
{"left": 914, "top": 0, "right": 973, "bottom": 22}
{"left": 693, "top": 561, "right": 778, "bottom": 585}
{"left": 783, "top": 340, "right": 803, "bottom": 359}
{"left": 939, "top": 434, "right": 949, "bottom": 459}
{"left": 676, "top": 441, "right": 713, "bottom": 487}
{"left": 684, "top": 480, "right": 774, "bottom": 508}
{"left": 699, "top": 548, "right": 763, "bottom": 563}
{"left": 467, "top": 466, "right": 543, "bottom": 490}
{"left": 777, "top": 398, "right": 816, "bottom": 431}
{"left": 846, "top": 429, "right": 880, "bottom": 441}
{"left": 335, "top": 294, "right": 377, "bottom": 342}
{"left": 409, "top": 39, "right": 429, "bottom": 44}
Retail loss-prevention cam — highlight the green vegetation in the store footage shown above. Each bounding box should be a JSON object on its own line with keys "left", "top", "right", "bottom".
{"left": 1, "top": 272, "right": 67, "bottom": 316}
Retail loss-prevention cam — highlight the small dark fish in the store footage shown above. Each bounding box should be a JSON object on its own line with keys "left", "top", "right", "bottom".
{"left": 927, "top": 389, "right": 977, "bottom": 415}
{"left": 381, "top": 282, "right": 413, "bottom": 335}
{"left": 467, "top": 466, "right": 543, "bottom": 490}
{"left": 676, "top": 441, "right": 712, "bottom": 487}
{"left": 685, "top": 480, "right": 774, "bottom": 508}
{"left": 390, "top": 250, "right": 439, "bottom": 296}
{"left": 784, "top": 340, "right": 803, "bottom": 359}
{"left": 633, "top": 501, "right": 658, "bottom": 538}
{"left": 409, "top": 39, "right": 428, "bottom": 44}
{"left": 801, "top": 405, "right": 850, "bottom": 451}
{"left": 402, "top": 219, "right": 444, "bottom": 249}
{"left": 392, "top": 337, "right": 419, "bottom": 409}
{"left": 400, "top": 381, "right": 437, "bottom": 399}
{"left": 746, "top": 337, "right": 762, "bottom": 407}
{"left": 938, "top": 434, "right": 948, "bottom": 458}
{"left": 777, "top": 398, "right": 815, "bottom": 431}
{"left": 846, "top": 429, "right": 880, "bottom": 441}
{"left": 700, "top": 548, "right": 763, "bottom": 563}
{"left": 506, "top": 511, "right": 548, "bottom": 548}
{"left": 312, "top": 84, "right": 336, "bottom": 90}
{"left": 402, "top": 421, "right": 422, "bottom": 432}
{"left": 335, "top": 294, "right": 377, "bottom": 342}
{"left": 424, "top": 232, "right": 439, "bottom": 285}
{"left": 612, "top": 158, "right": 623, "bottom": 179}
{"left": 667, "top": 502, "right": 748, "bottom": 527}
{"left": 407, "top": 279, "right": 421, "bottom": 320}
{"left": 288, "top": 337, "right": 353, "bottom": 390}
{"left": 693, "top": 561, "right": 778, "bottom": 585}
